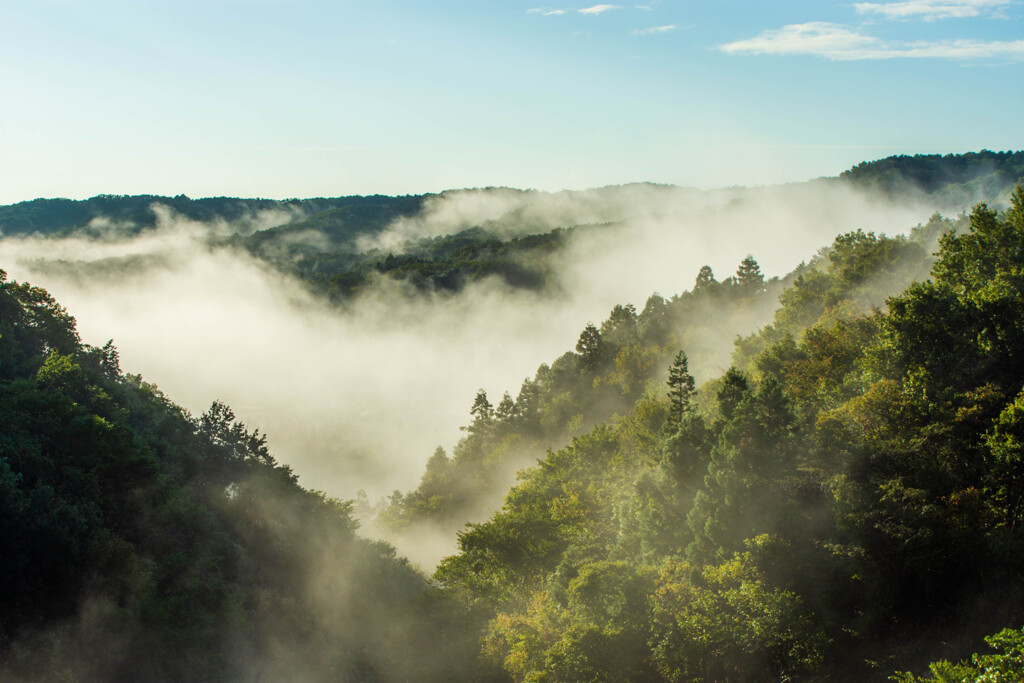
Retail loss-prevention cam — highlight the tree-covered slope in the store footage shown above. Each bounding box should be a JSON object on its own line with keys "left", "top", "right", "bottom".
{"left": 0, "top": 270, "right": 483, "bottom": 682}
{"left": 839, "top": 150, "right": 1024, "bottom": 208}
{"left": 378, "top": 213, "right": 947, "bottom": 563}
{"left": 0, "top": 194, "right": 425, "bottom": 240}
{"left": 426, "top": 192, "right": 1024, "bottom": 681}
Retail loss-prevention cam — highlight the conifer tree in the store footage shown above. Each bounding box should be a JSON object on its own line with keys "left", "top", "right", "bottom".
{"left": 694, "top": 265, "right": 717, "bottom": 292}
{"left": 736, "top": 255, "right": 765, "bottom": 294}
{"left": 666, "top": 350, "right": 696, "bottom": 430}
{"left": 470, "top": 389, "right": 493, "bottom": 421}
{"left": 576, "top": 323, "right": 604, "bottom": 371}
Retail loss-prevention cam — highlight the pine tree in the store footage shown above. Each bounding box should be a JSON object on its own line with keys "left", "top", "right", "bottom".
{"left": 470, "top": 389, "right": 493, "bottom": 421}
{"left": 735, "top": 255, "right": 765, "bottom": 294}
{"left": 694, "top": 265, "right": 717, "bottom": 292}
{"left": 496, "top": 391, "right": 515, "bottom": 422}
{"left": 576, "top": 323, "right": 604, "bottom": 371}
{"left": 666, "top": 350, "right": 696, "bottom": 430}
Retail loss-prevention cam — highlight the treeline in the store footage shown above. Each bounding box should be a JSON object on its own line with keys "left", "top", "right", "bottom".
{"left": 0, "top": 270, "right": 479, "bottom": 681}
{"left": 0, "top": 193, "right": 424, "bottom": 239}
{"left": 3, "top": 151, "right": 1022, "bottom": 307}
{"left": 410, "top": 196, "right": 1024, "bottom": 680}
{"left": 840, "top": 150, "right": 1024, "bottom": 207}
{"left": 280, "top": 225, "right": 575, "bottom": 302}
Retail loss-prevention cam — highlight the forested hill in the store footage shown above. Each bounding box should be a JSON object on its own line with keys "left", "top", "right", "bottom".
{"left": 840, "top": 150, "right": 1024, "bottom": 206}
{"left": 0, "top": 270, "right": 481, "bottom": 681}
{"left": 421, "top": 188, "right": 1024, "bottom": 681}
{"left": 0, "top": 193, "right": 426, "bottom": 239}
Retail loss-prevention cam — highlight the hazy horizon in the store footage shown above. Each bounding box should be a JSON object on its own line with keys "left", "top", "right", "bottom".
{"left": 2, "top": 1, "right": 1022, "bottom": 204}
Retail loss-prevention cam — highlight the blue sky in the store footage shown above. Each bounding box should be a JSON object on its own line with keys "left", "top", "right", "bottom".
{"left": 1, "top": 0, "right": 1022, "bottom": 202}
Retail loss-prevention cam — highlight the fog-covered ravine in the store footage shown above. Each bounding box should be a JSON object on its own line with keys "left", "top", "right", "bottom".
{"left": 1, "top": 172, "right": 994, "bottom": 570}
{"left": 0, "top": 181, "right": 935, "bottom": 509}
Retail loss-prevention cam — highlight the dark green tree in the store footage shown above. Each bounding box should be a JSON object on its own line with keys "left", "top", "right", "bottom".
{"left": 470, "top": 389, "right": 493, "bottom": 421}
{"left": 576, "top": 323, "right": 604, "bottom": 371}
{"left": 694, "top": 265, "right": 718, "bottom": 292}
{"left": 496, "top": 391, "right": 515, "bottom": 422}
{"left": 666, "top": 350, "right": 696, "bottom": 430}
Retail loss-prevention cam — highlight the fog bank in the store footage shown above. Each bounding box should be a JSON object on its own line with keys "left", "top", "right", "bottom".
{"left": 0, "top": 182, "right": 936, "bottom": 502}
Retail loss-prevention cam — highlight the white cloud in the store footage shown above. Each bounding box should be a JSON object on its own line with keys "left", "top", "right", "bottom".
{"left": 721, "top": 23, "right": 884, "bottom": 59}
{"left": 579, "top": 4, "right": 620, "bottom": 14}
{"left": 633, "top": 24, "right": 677, "bottom": 35}
{"left": 854, "top": 0, "right": 1010, "bottom": 21}
{"left": 720, "top": 21, "right": 1024, "bottom": 60}
{"left": 527, "top": 7, "right": 568, "bottom": 15}
{"left": 897, "top": 37, "right": 1024, "bottom": 57}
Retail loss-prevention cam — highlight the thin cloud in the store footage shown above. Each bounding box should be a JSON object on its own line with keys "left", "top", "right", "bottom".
{"left": 854, "top": 0, "right": 1010, "bottom": 21}
{"left": 721, "top": 23, "right": 882, "bottom": 59}
{"left": 579, "top": 4, "right": 621, "bottom": 14}
{"left": 633, "top": 24, "right": 677, "bottom": 35}
{"left": 527, "top": 7, "right": 568, "bottom": 15}
{"left": 720, "top": 22, "right": 1024, "bottom": 60}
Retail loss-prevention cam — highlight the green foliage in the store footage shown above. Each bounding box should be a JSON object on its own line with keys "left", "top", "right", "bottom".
{"left": 892, "top": 626, "right": 1024, "bottom": 682}
{"left": 665, "top": 350, "right": 696, "bottom": 430}
{"left": 650, "top": 539, "right": 827, "bottom": 683}
{"left": 840, "top": 150, "right": 1024, "bottom": 208}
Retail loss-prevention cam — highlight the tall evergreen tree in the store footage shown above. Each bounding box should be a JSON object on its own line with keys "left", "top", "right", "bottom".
{"left": 736, "top": 255, "right": 766, "bottom": 294}
{"left": 666, "top": 350, "right": 696, "bottom": 430}
{"left": 576, "top": 323, "right": 604, "bottom": 371}
{"left": 694, "top": 265, "right": 718, "bottom": 292}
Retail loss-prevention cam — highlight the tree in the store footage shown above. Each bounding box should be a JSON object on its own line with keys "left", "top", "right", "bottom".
{"left": 496, "top": 392, "right": 515, "bottom": 422}
{"left": 470, "top": 389, "right": 493, "bottom": 421}
{"left": 666, "top": 350, "right": 696, "bottom": 430}
{"left": 638, "top": 293, "right": 671, "bottom": 345}
{"left": 735, "top": 255, "right": 765, "bottom": 294}
{"left": 694, "top": 265, "right": 717, "bottom": 292}
{"left": 601, "top": 304, "right": 639, "bottom": 349}
{"left": 717, "top": 367, "right": 749, "bottom": 422}
{"left": 576, "top": 323, "right": 604, "bottom": 371}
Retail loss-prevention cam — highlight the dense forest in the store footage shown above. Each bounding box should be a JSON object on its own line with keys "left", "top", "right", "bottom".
{"left": 3, "top": 153, "right": 1024, "bottom": 681}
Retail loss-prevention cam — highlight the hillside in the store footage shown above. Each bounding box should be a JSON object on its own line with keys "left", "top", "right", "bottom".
{"left": 426, "top": 189, "right": 1024, "bottom": 681}
{"left": 0, "top": 270, "right": 482, "bottom": 681}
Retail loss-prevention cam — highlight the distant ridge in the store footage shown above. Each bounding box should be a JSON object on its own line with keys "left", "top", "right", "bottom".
{"left": 3, "top": 151, "right": 1022, "bottom": 240}
{"left": 839, "top": 149, "right": 1024, "bottom": 207}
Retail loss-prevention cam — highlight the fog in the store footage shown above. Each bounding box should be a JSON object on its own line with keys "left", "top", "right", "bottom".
{"left": 0, "top": 181, "right": 936, "bottom": 510}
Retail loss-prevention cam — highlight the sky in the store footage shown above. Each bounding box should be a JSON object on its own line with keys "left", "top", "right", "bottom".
{"left": 1, "top": 0, "right": 1022, "bottom": 203}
